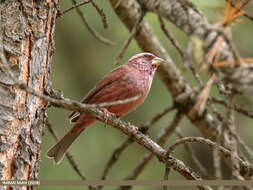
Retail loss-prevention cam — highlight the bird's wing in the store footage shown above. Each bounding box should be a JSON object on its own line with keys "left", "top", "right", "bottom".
{"left": 68, "top": 65, "right": 130, "bottom": 123}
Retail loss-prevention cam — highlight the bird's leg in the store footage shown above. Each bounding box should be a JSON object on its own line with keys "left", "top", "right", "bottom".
{"left": 99, "top": 108, "right": 115, "bottom": 127}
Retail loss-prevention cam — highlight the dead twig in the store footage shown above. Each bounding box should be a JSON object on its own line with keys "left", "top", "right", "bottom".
{"left": 60, "top": 0, "right": 91, "bottom": 16}
{"left": 158, "top": 16, "right": 184, "bottom": 58}
{"left": 140, "top": 105, "right": 175, "bottom": 130}
{"left": 162, "top": 166, "right": 170, "bottom": 190}
{"left": 120, "top": 112, "right": 184, "bottom": 190}
{"left": 114, "top": 10, "right": 146, "bottom": 65}
{"left": 71, "top": 0, "right": 115, "bottom": 46}
{"left": 159, "top": 17, "right": 203, "bottom": 87}
{"left": 90, "top": 0, "right": 108, "bottom": 28}
{"left": 46, "top": 120, "right": 97, "bottom": 190}
{"left": 212, "top": 124, "right": 223, "bottom": 190}
{"left": 223, "top": 0, "right": 253, "bottom": 22}
{"left": 166, "top": 136, "right": 251, "bottom": 173}
{"left": 175, "top": 128, "right": 210, "bottom": 179}
{"left": 99, "top": 138, "right": 133, "bottom": 188}
{"left": 99, "top": 105, "right": 175, "bottom": 190}
{"left": 210, "top": 97, "right": 253, "bottom": 119}
{"left": 208, "top": 26, "right": 241, "bottom": 64}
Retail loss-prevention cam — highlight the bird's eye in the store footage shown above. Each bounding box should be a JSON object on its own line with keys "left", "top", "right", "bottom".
{"left": 144, "top": 54, "right": 151, "bottom": 59}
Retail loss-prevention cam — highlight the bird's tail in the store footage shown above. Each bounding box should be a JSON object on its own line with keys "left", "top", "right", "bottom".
{"left": 46, "top": 128, "right": 83, "bottom": 164}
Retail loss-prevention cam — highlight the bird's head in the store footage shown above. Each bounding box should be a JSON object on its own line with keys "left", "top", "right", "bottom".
{"left": 127, "top": 53, "right": 165, "bottom": 74}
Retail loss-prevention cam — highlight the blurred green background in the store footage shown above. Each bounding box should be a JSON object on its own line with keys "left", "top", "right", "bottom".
{"left": 39, "top": 0, "right": 253, "bottom": 189}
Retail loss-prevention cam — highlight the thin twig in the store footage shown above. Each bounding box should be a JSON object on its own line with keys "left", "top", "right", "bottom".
{"left": 210, "top": 97, "right": 253, "bottom": 119}
{"left": 157, "top": 112, "right": 184, "bottom": 146}
{"left": 188, "top": 74, "right": 216, "bottom": 117}
{"left": 141, "top": 105, "right": 175, "bottom": 129}
{"left": 236, "top": 134, "right": 253, "bottom": 161}
{"left": 114, "top": 10, "right": 146, "bottom": 65}
{"left": 167, "top": 136, "right": 252, "bottom": 189}
{"left": 99, "top": 105, "right": 175, "bottom": 190}
{"left": 120, "top": 112, "right": 184, "bottom": 190}
{"left": 244, "top": 13, "right": 253, "bottom": 22}
{"left": 90, "top": 0, "right": 108, "bottom": 28}
{"left": 212, "top": 124, "right": 223, "bottom": 190}
{"left": 46, "top": 120, "right": 97, "bottom": 190}
{"left": 213, "top": 96, "right": 253, "bottom": 163}
{"left": 159, "top": 17, "right": 203, "bottom": 86}
{"left": 213, "top": 147, "right": 223, "bottom": 190}
{"left": 223, "top": 0, "right": 253, "bottom": 22}
{"left": 71, "top": 0, "right": 115, "bottom": 46}
{"left": 61, "top": 0, "right": 108, "bottom": 29}
{"left": 222, "top": 127, "right": 252, "bottom": 189}
{"left": 212, "top": 113, "right": 253, "bottom": 165}
{"left": 209, "top": 26, "right": 241, "bottom": 63}
{"left": 185, "top": 38, "right": 203, "bottom": 86}
{"left": 166, "top": 136, "right": 250, "bottom": 170}
{"left": 158, "top": 16, "right": 184, "bottom": 57}
{"left": 222, "top": 96, "right": 251, "bottom": 188}
{"left": 214, "top": 136, "right": 222, "bottom": 181}
{"left": 122, "top": 153, "right": 152, "bottom": 181}
{"left": 61, "top": 0, "right": 91, "bottom": 16}
{"left": 175, "top": 128, "right": 210, "bottom": 179}
{"left": 99, "top": 138, "right": 133, "bottom": 182}
{"left": 162, "top": 166, "right": 170, "bottom": 190}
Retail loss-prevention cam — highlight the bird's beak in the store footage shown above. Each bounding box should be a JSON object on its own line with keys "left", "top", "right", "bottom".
{"left": 152, "top": 57, "right": 165, "bottom": 67}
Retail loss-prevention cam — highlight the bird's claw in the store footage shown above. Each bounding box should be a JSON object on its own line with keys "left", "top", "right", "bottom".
{"left": 100, "top": 108, "right": 115, "bottom": 127}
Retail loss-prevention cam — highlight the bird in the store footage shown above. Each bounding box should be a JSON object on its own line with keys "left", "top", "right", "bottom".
{"left": 46, "top": 52, "right": 165, "bottom": 164}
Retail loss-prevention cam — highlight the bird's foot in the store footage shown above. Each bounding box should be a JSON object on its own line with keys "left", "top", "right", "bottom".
{"left": 99, "top": 108, "right": 115, "bottom": 127}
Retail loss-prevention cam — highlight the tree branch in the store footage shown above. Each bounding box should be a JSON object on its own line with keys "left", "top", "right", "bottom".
{"left": 167, "top": 136, "right": 252, "bottom": 178}
{"left": 99, "top": 105, "right": 174, "bottom": 188}
{"left": 109, "top": 0, "right": 253, "bottom": 178}
{"left": 114, "top": 10, "right": 146, "bottom": 65}
{"left": 210, "top": 97, "right": 253, "bottom": 119}
{"left": 46, "top": 120, "right": 97, "bottom": 190}
{"left": 60, "top": 0, "right": 91, "bottom": 16}
{"left": 121, "top": 112, "right": 184, "bottom": 190}
{"left": 8, "top": 82, "right": 210, "bottom": 188}
{"left": 175, "top": 128, "right": 210, "bottom": 179}
{"left": 71, "top": 0, "right": 115, "bottom": 46}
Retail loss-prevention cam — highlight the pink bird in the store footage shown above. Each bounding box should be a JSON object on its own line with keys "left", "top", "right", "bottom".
{"left": 46, "top": 52, "right": 164, "bottom": 164}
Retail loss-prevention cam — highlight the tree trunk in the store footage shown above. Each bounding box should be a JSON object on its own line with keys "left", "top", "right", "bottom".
{"left": 0, "top": 0, "right": 57, "bottom": 187}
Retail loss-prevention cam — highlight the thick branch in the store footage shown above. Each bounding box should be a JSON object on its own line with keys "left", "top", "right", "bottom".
{"left": 138, "top": 0, "right": 208, "bottom": 36}
{"left": 167, "top": 136, "right": 252, "bottom": 179}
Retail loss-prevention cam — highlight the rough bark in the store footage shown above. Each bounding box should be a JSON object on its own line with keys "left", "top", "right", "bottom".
{"left": 0, "top": 0, "right": 57, "bottom": 188}
{"left": 138, "top": 0, "right": 210, "bottom": 36}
